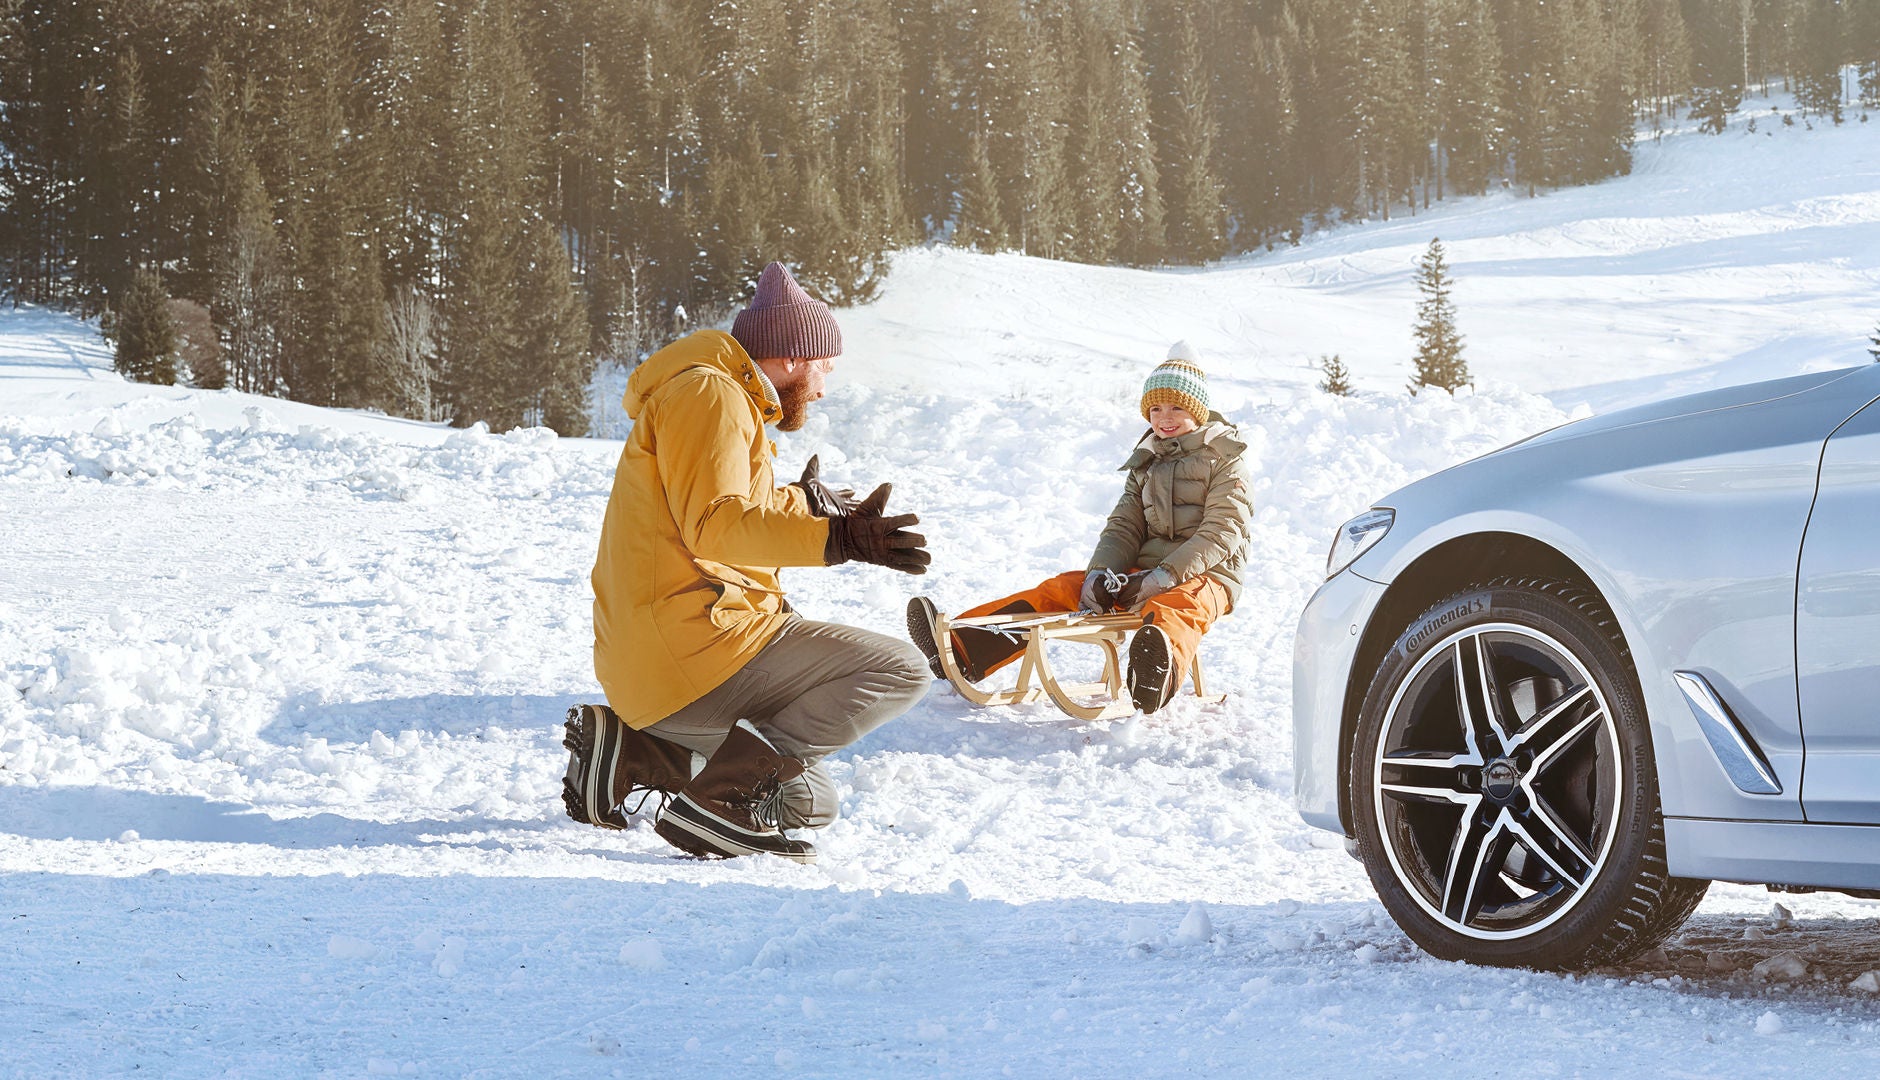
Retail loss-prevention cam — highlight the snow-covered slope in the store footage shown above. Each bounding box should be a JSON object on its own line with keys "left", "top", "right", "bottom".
{"left": 5, "top": 98, "right": 1880, "bottom": 1076}
{"left": 838, "top": 105, "right": 1880, "bottom": 419}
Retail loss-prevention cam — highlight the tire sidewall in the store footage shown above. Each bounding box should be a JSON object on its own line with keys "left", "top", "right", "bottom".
{"left": 1349, "top": 581, "right": 1660, "bottom": 967}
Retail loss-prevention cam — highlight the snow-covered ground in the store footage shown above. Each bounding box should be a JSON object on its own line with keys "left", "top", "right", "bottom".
{"left": 5, "top": 98, "right": 1880, "bottom": 1076}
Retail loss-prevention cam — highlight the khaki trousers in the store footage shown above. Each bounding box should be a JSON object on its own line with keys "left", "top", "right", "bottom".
{"left": 647, "top": 616, "right": 929, "bottom": 830}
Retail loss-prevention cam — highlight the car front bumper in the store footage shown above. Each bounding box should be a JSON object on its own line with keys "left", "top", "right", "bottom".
{"left": 1292, "top": 569, "right": 1390, "bottom": 835}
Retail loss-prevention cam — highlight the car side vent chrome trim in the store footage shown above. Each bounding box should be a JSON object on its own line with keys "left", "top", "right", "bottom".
{"left": 1672, "top": 671, "right": 1783, "bottom": 796}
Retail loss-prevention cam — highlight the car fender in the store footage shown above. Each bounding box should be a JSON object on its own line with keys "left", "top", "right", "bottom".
{"left": 1340, "top": 372, "right": 1880, "bottom": 826}
{"left": 1352, "top": 502, "right": 1802, "bottom": 825}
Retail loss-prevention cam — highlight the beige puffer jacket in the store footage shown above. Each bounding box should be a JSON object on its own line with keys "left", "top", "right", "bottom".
{"left": 1087, "top": 417, "right": 1255, "bottom": 607}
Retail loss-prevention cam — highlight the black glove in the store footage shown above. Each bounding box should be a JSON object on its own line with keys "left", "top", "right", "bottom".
{"left": 823, "top": 484, "right": 931, "bottom": 575}
{"left": 791, "top": 454, "right": 860, "bottom": 518}
{"left": 1114, "top": 567, "right": 1175, "bottom": 611}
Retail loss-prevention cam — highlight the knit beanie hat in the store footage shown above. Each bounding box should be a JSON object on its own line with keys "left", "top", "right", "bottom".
{"left": 1140, "top": 340, "right": 1210, "bottom": 421}
{"left": 730, "top": 262, "right": 843, "bottom": 361}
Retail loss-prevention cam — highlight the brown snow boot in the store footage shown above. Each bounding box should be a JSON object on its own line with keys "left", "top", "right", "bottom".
{"left": 912, "top": 598, "right": 1033, "bottom": 683}
{"left": 654, "top": 720, "right": 817, "bottom": 863}
{"left": 561, "top": 703, "right": 696, "bottom": 830}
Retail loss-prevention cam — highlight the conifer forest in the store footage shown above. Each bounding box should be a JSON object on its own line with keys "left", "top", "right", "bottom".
{"left": 2, "top": 1, "right": 1877, "bottom": 433}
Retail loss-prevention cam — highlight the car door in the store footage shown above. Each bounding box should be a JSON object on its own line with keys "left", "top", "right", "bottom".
{"left": 1798, "top": 389, "right": 1880, "bottom": 823}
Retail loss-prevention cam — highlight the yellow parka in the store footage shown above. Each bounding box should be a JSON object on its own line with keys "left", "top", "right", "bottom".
{"left": 592, "top": 330, "right": 830, "bottom": 729}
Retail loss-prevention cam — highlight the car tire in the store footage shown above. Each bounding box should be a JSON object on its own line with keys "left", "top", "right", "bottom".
{"left": 1350, "top": 576, "right": 1709, "bottom": 969}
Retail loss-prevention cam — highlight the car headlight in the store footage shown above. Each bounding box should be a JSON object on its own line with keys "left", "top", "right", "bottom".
{"left": 1326, "top": 509, "right": 1394, "bottom": 579}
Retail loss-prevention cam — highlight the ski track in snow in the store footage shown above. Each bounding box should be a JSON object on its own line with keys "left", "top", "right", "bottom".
{"left": 6, "top": 98, "right": 1880, "bottom": 1075}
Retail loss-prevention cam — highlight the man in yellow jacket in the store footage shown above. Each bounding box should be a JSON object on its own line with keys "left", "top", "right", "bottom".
{"left": 563, "top": 262, "right": 931, "bottom": 863}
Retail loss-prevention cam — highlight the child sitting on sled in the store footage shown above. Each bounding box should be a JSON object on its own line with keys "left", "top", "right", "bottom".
{"left": 907, "top": 344, "right": 1254, "bottom": 714}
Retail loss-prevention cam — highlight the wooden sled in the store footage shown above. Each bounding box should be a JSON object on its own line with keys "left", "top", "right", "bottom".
{"left": 930, "top": 610, "right": 1224, "bottom": 721}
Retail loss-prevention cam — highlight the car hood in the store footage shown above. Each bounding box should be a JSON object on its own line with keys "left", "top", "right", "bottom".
{"left": 1503, "top": 367, "right": 1871, "bottom": 457}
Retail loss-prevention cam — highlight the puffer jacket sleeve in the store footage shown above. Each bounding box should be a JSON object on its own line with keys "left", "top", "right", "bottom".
{"left": 1088, "top": 468, "right": 1149, "bottom": 573}
{"left": 653, "top": 371, "right": 831, "bottom": 567}
{"left": 1156, "top": 451, "right": 1254, "bottom": 583}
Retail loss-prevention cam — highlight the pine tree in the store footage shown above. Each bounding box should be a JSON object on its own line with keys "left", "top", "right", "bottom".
{"left": 115, "top": 266, "right": 177, "bottom": 384}
{"left": 88, "top": 47, "right": 152, "bottom": 307}
{"left": 1110, "top": 8, "right": 1165, "bottom": 264}
{"left": 845, "top": 0, "right": 915, "bottom": 287}
{"left": 1014, "top": 0, "right": 1073, "bottom": 258}
{"left": 956, "top": 128, "right": 1009, "bottom": 251}
{"left": 705, "top": 121, "right": 780, "bottom": 295}
{"left": 1435, "top": 0, "right": 1504, "bottom": 195}
{"left": 1794, "top": 0, "right": 1845, "bottom": 124}
{"left": 175, "top": 53, "right": 235, "bottom": 305}
{"left": 440, "top": 0, "right": 545, "bottom": 431}
{"left": 891, "top": 0, "right": 963, "bottom": 232}
{"left": 363, "top": 0, "right": 451, "bottom": 297}
{"left": 1232, "top": 23, "right": 1303, "bottom": 246}
{"left": 1639, "top": 0, "right": 1692, "bottom": 132}
{"left": 1161, "top": 10, "right": 1227, "bottom": 262}
{"left": 1853, "top": 0, "right": 1880, "bottom": 108}
{"left": 952, "top": 0, "right": 1028, "bottom": 248}
{"left": 1348, "top": 0, "right": 1418, "bottom": 217}
{"left": 212, "top": 127, "right": 286, "bottom": 397}
{"left": 1319, "top": 354, "right": 1353, "bottom": 395}
{"left": 1868, "top": 321, "right": 1880, "bottom": 362}
{"left": 1689, "top": 0, "right": 1747, "bottom": 133}
{"left": 1065, "top": 5, "right": 1124, "bottom": 263}
{"left": 1502, "top": 0, "right": 1566, "bottom": 191}
{"left": 517, "top": 220, "right": 592, "bottom": 436}
{"left": 1409, "top": 237, "right": 1468, "bottom": 394}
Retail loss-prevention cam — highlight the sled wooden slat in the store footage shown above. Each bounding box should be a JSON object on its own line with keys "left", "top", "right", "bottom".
{"left": 931, "top": 610, "right": 1224, "bottom": 721}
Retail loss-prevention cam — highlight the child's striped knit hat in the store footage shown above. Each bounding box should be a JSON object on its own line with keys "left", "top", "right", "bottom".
{"left": 1141, "top": 341, "right": 1210, "bottom": 421}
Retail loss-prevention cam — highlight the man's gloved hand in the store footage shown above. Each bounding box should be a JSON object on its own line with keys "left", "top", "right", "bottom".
{"left": 1079, "top": 569, "right": 1123, "bottom": 613}
{"left": 1115, "top": 567, "right": 1175, "bottom": 611}
{"left": 823, "top": 484, "right": 931, "bottom": 574}
{"left": 791, "top": 454, "right": 860, "bottom": 518}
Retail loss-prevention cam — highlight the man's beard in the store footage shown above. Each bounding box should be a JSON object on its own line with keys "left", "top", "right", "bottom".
{"left": 776, "top": 378, "right": 815, "bottom": 432}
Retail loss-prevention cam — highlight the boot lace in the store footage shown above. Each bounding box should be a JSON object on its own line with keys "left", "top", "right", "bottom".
{"left": 620, "top": 784, "right": 671, "bottom": 819}
{"left": 752, "top": 780, "right": 787, "bottom": 830}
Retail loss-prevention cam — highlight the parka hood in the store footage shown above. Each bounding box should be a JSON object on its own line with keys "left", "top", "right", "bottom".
{"left": 624, "top": 330, "right": 781, "bottom": 426}
{"left": 1121, "top": 414, "right": 1246, "bottom": 470}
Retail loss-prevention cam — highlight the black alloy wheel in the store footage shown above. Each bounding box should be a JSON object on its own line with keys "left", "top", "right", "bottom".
{"left": 1350, "top": 578, "right": 1708, "bottom": 969}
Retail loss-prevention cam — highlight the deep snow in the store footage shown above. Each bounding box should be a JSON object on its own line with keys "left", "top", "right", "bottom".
{"left": 5, "top": 98, "right": 1880, "bottom": 1076}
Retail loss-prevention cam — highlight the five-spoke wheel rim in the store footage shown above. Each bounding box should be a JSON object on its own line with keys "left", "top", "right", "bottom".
{"left": 1372, "top": 623, "right": 1622, "bottom": 940}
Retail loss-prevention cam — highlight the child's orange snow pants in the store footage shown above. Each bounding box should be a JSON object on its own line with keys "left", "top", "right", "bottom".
{"left": 950, "top": 570, "right": 1229, "bottom": 692}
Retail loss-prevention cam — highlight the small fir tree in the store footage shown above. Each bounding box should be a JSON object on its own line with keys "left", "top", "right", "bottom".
{"left": 1318, "top": 354, "right": 1352, "bottom": 396}
{"left": 114, "top": 267, "right": 178, "bottom": 384}
{"left": 1409, "top": 238, "right": 1469, "bottom": 394}
{"left": 1869, "top": 322, "right": 1880, "bottom": 363}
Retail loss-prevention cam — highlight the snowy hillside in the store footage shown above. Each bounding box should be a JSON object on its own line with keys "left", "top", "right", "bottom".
{"left": 835, "top": 104, "right": 1880, "bottom": 419}
{"left": 6, "top": 99, "right": 1880, "bottom": 1076}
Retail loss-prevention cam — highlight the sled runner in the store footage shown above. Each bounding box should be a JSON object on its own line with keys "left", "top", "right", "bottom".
{"left": 930, "top": 610, "right": 1223, "bottom": 721}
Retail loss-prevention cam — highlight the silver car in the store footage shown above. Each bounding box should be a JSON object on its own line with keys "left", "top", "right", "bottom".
{"left": 1294, "top": 363, "right": 1880, "bottom": 968}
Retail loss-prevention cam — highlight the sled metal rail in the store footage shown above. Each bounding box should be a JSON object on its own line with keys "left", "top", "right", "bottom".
{"left": 930, "top": 610, "right": 1224, "bottom": 721}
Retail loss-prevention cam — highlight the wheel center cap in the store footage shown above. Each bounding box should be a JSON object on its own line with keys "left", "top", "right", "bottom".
{"left": 1483, "top": 757, "right": 1522, "bottom": 802}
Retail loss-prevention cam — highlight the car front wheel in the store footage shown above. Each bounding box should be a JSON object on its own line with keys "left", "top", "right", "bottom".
{"left": 1350, "top": 577, "right": 1708, "bottom": 968}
